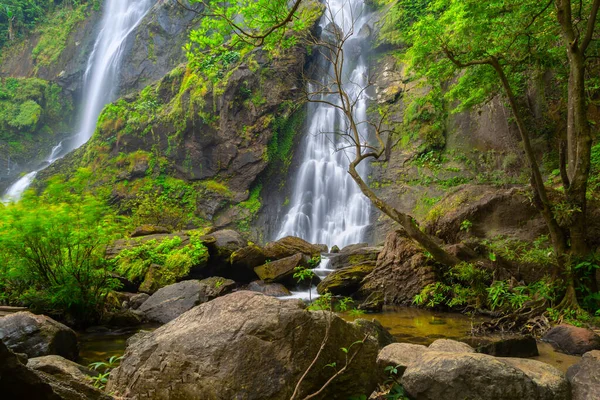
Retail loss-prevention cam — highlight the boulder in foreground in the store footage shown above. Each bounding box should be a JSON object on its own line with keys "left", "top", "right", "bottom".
{"left": 108, "top": 291, "right": 379, "bottom": 399}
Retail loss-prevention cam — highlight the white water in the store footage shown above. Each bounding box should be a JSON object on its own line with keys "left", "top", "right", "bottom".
{"left": 276, "top": 0, "right": 372, "bottom": 250}
{"left": 1, "top": 0, "right": 154, "bottom": 203}
{"left": 278, "top": 0, "right": 373, "bottom": 301}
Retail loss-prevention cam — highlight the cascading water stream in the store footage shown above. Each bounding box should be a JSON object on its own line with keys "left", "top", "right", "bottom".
{"left": 1, "top": 0, "right": 155, "bottom": 203}
{"left": 277, "top": 0, "right": 372, "bottom": 249}
{"left": 278, "top": 0, "right": 373, "bottom": 299}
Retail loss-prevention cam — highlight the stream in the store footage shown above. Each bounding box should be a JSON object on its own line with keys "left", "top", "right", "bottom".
{"left": 78, "top": 304, "right": 580, "bottom": 373}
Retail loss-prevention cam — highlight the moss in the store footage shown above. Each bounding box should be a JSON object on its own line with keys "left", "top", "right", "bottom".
{"left": 0, "top": 77, "right": 72, "bottom": 162}
{"left": 200, "top": 180, "right": 232, "bottom": 197}
{"left": 31, "top": 4, "right": 89, "bottom": 70}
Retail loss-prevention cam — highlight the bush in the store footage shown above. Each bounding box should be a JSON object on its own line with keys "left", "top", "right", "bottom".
{"left": 0, "top": 175, "right": 122, "bottom": 325}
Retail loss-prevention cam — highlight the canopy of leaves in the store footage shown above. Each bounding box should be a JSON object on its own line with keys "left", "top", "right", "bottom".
{"left": 185, "top": 0, "right": 322, "bottom": 82}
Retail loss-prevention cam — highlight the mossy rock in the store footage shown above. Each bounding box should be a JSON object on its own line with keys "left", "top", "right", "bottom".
{"left": 328, "top": 246, "right": 381, "bottom": 269}
{"left": 317, "top": 264, "right": 376, "bottom": 296}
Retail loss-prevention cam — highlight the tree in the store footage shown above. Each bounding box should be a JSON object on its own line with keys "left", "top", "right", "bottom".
{"left": 180, "top": 0, "right": 600, "bottom": 311}
{"left": 405, "top": 0, "right": 599, "bottom": 308}
{"left": 0, "top": 170, "right": 122, "bottom": 325}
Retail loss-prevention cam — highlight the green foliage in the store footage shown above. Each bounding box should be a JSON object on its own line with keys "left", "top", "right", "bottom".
{"left": 482, "top": 235, "right": 556, "bottom": 268}
{"left": 0, "top": 1, "right": 94, "bottom": 56}
{"left": 236, "top": 184, "right": 262, "bottom": 232}
{"left": 0, "top": 171, "right": 122, "bottom": 324}
{"left": 128, "top": 191, "right": 189, "bottom": 231}
{"left": 113, "top": 232, "right": 208, "bottom": 286}
{"left": 414, "top": 262, "right": 491, "bottom": 309}
{"left": 185, "top": 0, "right": 322, "bottom": 83}
{"left": 459, "top": 219, "right": 472, "bottom": 233}
{"left": 88, "top": 355, "right": 122, "bottom": 390}
{"left": 0, "top": 77, "right": 71, "bottom": 141}
{"left": 293, "top": 266, "right": 315, "bottom": 283}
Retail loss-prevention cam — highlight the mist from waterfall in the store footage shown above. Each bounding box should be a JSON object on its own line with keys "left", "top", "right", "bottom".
{"left": 276, "top": 0, "right": 372, "bottom": 249}
{"left": 2, "top": 0, "right": 155, "bottom": 203}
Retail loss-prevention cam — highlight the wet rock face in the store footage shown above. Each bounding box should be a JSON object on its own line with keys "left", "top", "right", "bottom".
{"left": 542, "top": 324, "right": 600, "bottom": 355}
{"left": 108, "top": 291, "right": 379, "bottom": 400}
{"left": 0, "top": 312, "right": 78, "bottom": 361}
{"left": 357, "top": 230, "right": 437, "bottom": 306}
{"left": 119, "top": 0, "right": 201, "bottom": 95}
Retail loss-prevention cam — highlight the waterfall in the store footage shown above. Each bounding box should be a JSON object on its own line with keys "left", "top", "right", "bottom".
{"left": 1, "top": 0, "right": 155, "bottom": 203}
{"left": 276, "top": 0, "right": 372, "bottom": 249}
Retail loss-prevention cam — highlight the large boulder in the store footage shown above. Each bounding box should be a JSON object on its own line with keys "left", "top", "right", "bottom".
{"left": 107, "top": 291, "right": 379, "bottom": 399}
{"left": 328, "top": 246, "right": 381, "bottom": 269}
{"left": 567, "top": 350, "right": 600, "bottom": 400}
{"left": 246, "top": 280, "right": 291, "bottom": 297}
{"left": 542, "top": 324, "right": 600, "bottom": 355}
{"left": 263, "top": 236, "right": 323, "bottom": 260}
{"left": 139, "top": 278, "right": 236, "bottom": 324}
{"left": 228, "top": 244, "right": 267, "bottom": 282}
{"left": 201, "top": 229, "right": 246, "bottom": 261}
{"left": 401, "top": 351, "right": 570, "bottom": 400}
{"left": 0, "top": 312, "right": 78, "bottom": 360}
{"left": 357, "top": 230, "right": 437, "bottom": 305}
{"left": 254, "top": 253, "right": 310, "bottom": 286}
{"left": 0, "top": 340, "right": 109, "bottom": 400}
{"left": 317, "top": 264, "right": 376, "bottom": 296}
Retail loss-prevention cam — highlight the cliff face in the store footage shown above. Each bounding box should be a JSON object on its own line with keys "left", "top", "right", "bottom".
{"left": 39, "top": 44, "right": 308, "bottom": 234}
{"left": 0, "top": 1, "right": 201, "bottom": 192}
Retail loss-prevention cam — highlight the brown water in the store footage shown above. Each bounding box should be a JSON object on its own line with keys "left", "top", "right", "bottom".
{"left": 342, "top": 306, "right": 581, "bottom": 372}
{"left": 78, "top": 324, "right": 158, "bottom": 366}
{"left": 343, "top": 306, "right": 486, "bottom": 345}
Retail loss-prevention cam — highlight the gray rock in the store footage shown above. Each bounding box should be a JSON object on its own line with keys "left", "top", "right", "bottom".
{"left": 107, "top": 291, "right": 379, "bottom": 400}
{"left": 0, "top": 312, "right": 78, "bottom": 360}
{"left": 246, "top": 280, "right": 291, "bottom": 297}
{"left": 567, "top": 350, "right": 600, "bottom": 400}
{"left": 129, "top": 293, "right": 150, "bottom": 310}
{"left": 228, "top": 244, "right": 267, "bottom": 282}
{"left": 543, "top": 324, "right": 600, "bottom": 355}
{"left": 139, "top": 278, "right": 235, "bottom": 324}
{"left": 353, "top": 319, "right": 396, "bottom": 349}
{"left": 428, "top": 338, "right": 475, "bottom": 353}
{"left": 28, "top": 355, "right": 97, "bottom": 381}
{"left": 357, "top": 231, "right": 436, "bottom": 305}
{"left": 377, "top": 343, "right": 428, "bottom": 377}
{"left": 401, "top": 351, "right": 569, "bottom": 400}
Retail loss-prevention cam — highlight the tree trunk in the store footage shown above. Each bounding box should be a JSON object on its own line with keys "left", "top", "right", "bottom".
{"left": 348, "top": 160, "right": 460, "bottom": 267}
{"left": 564, "top": 49, "right": 591, "bottom": 256}
{"left": 8, "top": 17, "right": 14, "bottom": 41}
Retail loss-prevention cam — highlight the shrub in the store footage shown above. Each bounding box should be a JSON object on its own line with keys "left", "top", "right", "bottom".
{"left": 0, "top": 176, "right": 122, "bottom": 325}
